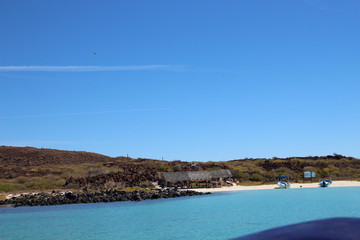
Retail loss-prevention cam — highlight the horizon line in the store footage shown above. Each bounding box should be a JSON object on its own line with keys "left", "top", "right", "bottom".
{"left": 0, "top": 145, "right": 355, "bottom": 160}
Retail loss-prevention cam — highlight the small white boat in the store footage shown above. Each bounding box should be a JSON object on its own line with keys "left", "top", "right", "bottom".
{"left": 319, "top": 179, "right": 332, "bottom": 187}
{"left": 277, "top": 181, "right": 291, "bottom": 189}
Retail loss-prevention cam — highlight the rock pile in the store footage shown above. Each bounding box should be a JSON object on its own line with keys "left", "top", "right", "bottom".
{"left": 0, "top": 189, "right": 210, "bottom": 207}
{"left": 64, "top": 163, "right": 159, "bottom": 188}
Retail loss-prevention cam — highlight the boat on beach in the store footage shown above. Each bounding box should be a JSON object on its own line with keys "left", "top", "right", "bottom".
{"left": 319, "top": 179, "right": 332, "bottom": 187}
{"left": 275, "top": 175, "right": 291, "bottom": 189}
{"left": 277, "top": 181, "right": 291, "bottom": 189}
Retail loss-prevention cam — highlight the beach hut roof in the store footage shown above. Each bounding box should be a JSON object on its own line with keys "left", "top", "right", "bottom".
{"left": 209, "top": 169, "right": 233, "bottom": 179}
{"left": 161, "top": 170, "right": 232, "bottom": 183}
{"left": 162, "top": 172, "right": 190, "bottom": 182}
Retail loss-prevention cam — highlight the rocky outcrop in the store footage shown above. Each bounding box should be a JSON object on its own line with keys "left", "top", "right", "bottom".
{"left": 0, "top": 189, "right": 210, "bottom": 207}
{"left": 64, "top": 164, "right": 160, "bottom": 188}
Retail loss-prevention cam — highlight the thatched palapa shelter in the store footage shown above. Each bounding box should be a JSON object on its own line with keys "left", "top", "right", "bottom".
{"left": 160, "top": 170, "right": 232, "bottom": 188}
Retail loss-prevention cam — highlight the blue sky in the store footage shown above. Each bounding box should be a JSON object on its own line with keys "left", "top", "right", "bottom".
{"left": 1, "top": 0, "right": 360, "bottom": 161}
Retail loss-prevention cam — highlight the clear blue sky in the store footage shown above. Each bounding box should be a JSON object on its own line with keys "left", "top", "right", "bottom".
{"left": 1, "top": 0, "right": 360, "bottom": 161}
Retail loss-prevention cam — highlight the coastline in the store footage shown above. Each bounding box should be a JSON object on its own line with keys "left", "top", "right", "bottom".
{"left": 0, "top": 189, "right": 210, "bottom": 208}
{"left": 188, "top": 181, "right": 360, "bottom": 193}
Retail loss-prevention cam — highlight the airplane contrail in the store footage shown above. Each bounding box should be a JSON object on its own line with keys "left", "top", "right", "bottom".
{"left": 0, "top": 108, "right": 167, "bottom": 119}
{"left": 0, "top": 65, "right": 185, "bottom": 72}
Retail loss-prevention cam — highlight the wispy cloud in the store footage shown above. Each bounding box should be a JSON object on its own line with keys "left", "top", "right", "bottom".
{"left": 0, "top": 108, "right": 167, "bottom": 119}
{"left": 0, "top": 65, "right": 184, "bottom": 72}
{"left": 303, "top": 0, "right": 345, "bottom": 12}
{"left": 303, "top": 0, "right": 329, "bottom": 11}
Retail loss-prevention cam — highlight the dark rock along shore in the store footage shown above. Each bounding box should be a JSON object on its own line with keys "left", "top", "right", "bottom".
{"left": 0, "top": 188, "right": 211, "bottom": 208}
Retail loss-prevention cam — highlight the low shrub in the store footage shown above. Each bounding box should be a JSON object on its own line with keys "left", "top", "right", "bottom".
{"left": 0, "top": 183, "right": 17, "bottom": 192}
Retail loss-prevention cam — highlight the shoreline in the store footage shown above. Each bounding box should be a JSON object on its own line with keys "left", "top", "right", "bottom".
{"left": 188, "top": 181, "right": 360, "bottom": 193}
{"left": 0, "top": 189, "right": 210, "bottom": 208}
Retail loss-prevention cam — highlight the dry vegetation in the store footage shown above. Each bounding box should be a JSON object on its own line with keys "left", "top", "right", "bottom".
{"left": 1, "top": 146, "right": 360, "bottom": 193}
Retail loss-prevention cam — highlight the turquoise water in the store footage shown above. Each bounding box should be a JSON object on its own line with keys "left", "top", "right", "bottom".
{"left": 1, "top": 187, "right": 360, "bottom": 240}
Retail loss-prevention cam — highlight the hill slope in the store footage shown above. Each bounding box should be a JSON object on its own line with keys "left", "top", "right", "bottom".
{"left": 1, "top": 146, "right": 360, "bottom": 193}
{"left": 0, "top": 146, "right": 116, "bottom": 166}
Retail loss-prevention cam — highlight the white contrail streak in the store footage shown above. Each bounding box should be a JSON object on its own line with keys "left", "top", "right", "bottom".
{"left": 0, "top": 65, "right": 184, "bottom": 72}
{"left": 0, "top": 108, "right": 167, "bottom": 119}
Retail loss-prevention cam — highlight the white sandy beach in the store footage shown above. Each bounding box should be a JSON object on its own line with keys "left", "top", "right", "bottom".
{"left": 189, "top": 181, "right": 360, "bottom": 193}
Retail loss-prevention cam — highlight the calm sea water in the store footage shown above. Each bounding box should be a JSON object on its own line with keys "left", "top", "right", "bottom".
{"left": 1, "top": 187, "right": 360, "bottom": 240}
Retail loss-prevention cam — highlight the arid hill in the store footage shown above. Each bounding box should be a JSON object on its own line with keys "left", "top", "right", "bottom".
{"left": 0, "top": 146, "right": 121, "bottom": 166}
{"left": 0, "top": 146, "right": 360, "bottom": 193}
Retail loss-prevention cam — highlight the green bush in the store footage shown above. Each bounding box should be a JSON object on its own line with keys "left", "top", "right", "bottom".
{"left": 232, "top": 170, "right": 249, "bottom": 180}
{"left": 249, "top": 173, "right": 264, "bottom": 182}
{"left": 172, "top": 166, "right": 181, "bottom": 172}
{"left": 0, "top": 183, "right": 17, "bottom": 192}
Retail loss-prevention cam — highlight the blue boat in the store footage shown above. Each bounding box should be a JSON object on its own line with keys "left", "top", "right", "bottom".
{"left": 319, "top": 179, "right": 332, "bottom": 187}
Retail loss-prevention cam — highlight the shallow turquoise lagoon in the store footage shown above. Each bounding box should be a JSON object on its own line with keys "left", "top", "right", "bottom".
{"left": 1, "top": 187, "right": 360, "bottom": 240}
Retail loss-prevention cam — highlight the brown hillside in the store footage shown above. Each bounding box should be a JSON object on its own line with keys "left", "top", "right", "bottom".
{"left": 0, "top": 146, "right": 117, "bottom": 166}
{"left": 1, "top": 146, "right": 360, "bottom": 193}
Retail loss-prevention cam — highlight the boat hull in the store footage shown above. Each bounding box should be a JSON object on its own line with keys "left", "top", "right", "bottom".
{"left": 277, "top": 181, "right": 291, "bottom": 189}
{"left": 319, "top": 180, "right": 332, "bottom": 188}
